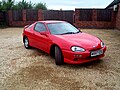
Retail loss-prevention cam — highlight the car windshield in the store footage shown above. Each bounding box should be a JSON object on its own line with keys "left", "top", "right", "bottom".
{"left": 47, "top": 22, "right": 81, "bottom": 35}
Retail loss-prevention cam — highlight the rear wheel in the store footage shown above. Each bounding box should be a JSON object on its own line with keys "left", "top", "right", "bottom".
{"left": 24, "top": 37, "right": 30, "bottom": 49}
{"left": 55, "top": 46, "right": 64, "bottom": 65}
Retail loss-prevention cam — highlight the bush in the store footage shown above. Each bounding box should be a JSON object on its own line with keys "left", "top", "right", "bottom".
{"left": 34, "top": 3, "right": 47, "bottom": 10}
{"left": 0, "top": 0, "right": 47, "bottom": 11}
{"left": 0, "top": 0, "right": 14, "bottom": 11}
{"left": 12, "top": 0, "right": 33, "bottom": 10}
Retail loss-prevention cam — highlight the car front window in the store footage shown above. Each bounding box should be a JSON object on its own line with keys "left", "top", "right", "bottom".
{"left": 47, "top": 22, "right": 81, "bottom": 35}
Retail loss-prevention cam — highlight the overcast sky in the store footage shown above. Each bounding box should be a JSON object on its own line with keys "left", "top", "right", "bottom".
{"left": 15, "top": 0, "right": 113, "bottom": 10}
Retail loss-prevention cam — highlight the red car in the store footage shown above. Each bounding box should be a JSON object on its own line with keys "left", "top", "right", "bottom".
{"left": 23, "top": 21, "right": 106, "bottom": 65}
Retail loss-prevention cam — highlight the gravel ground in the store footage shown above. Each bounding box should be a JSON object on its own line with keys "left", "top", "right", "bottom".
{"left": 0, "top": 28, "right": 120, "bottom": 90}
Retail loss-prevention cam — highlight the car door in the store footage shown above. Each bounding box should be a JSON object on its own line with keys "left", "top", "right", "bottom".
{"left": 33, "top": 22, "right": 50, "bottom": 52}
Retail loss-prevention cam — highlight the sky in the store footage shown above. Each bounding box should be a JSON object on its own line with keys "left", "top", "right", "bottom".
{"left": 13, "top": 0, "right": 114, "bottom": 10}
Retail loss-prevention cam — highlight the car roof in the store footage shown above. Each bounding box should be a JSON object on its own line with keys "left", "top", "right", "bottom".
{"left": 37, "top": 20, "right": 65, "bottom": 24}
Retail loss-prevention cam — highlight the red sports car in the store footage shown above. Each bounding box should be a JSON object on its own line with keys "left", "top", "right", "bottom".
{"left": 23, "top": 21, "right": 106, "bottom": 65}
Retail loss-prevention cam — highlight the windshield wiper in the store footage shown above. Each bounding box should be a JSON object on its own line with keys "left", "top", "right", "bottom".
{"left": 60, "top": 32, "right": 76, "bottom": 35}
{"left": 76, "top": 30, "right": 81, "bottom": 33}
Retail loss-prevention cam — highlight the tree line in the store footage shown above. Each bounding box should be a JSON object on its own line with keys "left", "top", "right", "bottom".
{"left": 0, "top": 0, "right": 47, "bottom": 11}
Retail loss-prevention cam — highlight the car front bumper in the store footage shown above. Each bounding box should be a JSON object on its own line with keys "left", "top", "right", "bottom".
{"left": 62, "top": 46, "right": 106, "bottom": 64}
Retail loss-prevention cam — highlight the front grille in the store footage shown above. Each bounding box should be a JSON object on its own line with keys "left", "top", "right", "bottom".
{"left": 89, "top": 47, "right": 101, "bottom": 51}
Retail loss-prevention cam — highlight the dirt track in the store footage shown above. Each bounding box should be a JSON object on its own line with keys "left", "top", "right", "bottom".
{"left": 0, "top": 28, "right": 120, "bottom": 90}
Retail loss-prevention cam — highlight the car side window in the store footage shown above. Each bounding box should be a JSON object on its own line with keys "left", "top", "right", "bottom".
{"left": 34, "top": 23, "right": 46, "bottom": 32}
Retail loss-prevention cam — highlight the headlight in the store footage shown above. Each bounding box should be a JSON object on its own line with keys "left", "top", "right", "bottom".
{"left": 71, "top": 46, "right": 85, "bottom": 52}
{"left": 101, "top": 42, "right": 105, "bottom": 48}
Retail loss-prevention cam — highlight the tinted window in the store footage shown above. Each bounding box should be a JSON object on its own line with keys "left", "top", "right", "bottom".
{"left": 34, "top": 23, "right": 46, "bottom": 32}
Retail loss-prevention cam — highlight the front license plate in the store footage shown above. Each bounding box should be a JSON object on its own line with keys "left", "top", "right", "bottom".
{"left": 91, "top": 50, "right": 103, "bottom": 57}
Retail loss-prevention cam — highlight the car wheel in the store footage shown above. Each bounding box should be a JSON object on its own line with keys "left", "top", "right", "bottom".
{"left": 55, "top": 46, "right": 64, "bottom": 65}
{"left": 24, "top": 37, "right": 30, "bottom": 49}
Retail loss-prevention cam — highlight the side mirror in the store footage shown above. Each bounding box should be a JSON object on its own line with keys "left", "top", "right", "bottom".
{"left": 78, "top": 28, "right": 81, "bottom": 30}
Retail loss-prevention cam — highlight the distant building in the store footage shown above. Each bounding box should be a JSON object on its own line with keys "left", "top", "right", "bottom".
{"left": 106, "top": 0, "right": 120, "bottom": 30}
{"left": 106, "top": 0, "right": 120, "bottom": 11}
{"left": 106, "top": 0, "right": 120, "bottom": 9}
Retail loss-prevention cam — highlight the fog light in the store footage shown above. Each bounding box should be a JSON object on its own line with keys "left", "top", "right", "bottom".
{"left": 74, "top": 54, "right": 82, "bottom": 58}
{"left": 74, "top": 58, "right": 78, "bottom": 61}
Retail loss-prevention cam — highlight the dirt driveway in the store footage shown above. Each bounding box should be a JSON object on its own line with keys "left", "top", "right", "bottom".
{"left": 0, "top": 28, "right": 120, "bottom": 90}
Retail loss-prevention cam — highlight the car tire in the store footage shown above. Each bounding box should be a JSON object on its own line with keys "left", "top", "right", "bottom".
{"left": 23, "top": 37, "right": 30, "bottom": 49}
{"left": 55, "top": 46, "right": 64, "bottom": 65}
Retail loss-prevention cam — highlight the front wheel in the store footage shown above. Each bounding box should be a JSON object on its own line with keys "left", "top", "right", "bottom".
{"left": 23, "top": 37, "right": 30, "bottom": 49}
{"left": 55, "top": 46, "right": 64, "bottom": 65}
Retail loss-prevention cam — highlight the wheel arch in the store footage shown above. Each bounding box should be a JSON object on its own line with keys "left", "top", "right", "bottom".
{"left": 50, "top": 44, "right": 63, "bottom": 58}
{"left": 23, "top": 35, "right": 27, "bottom": 43}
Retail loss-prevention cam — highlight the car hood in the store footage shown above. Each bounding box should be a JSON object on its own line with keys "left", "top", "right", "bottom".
{"left": 53, "top": 33, "right": 102, "bottom": 50}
